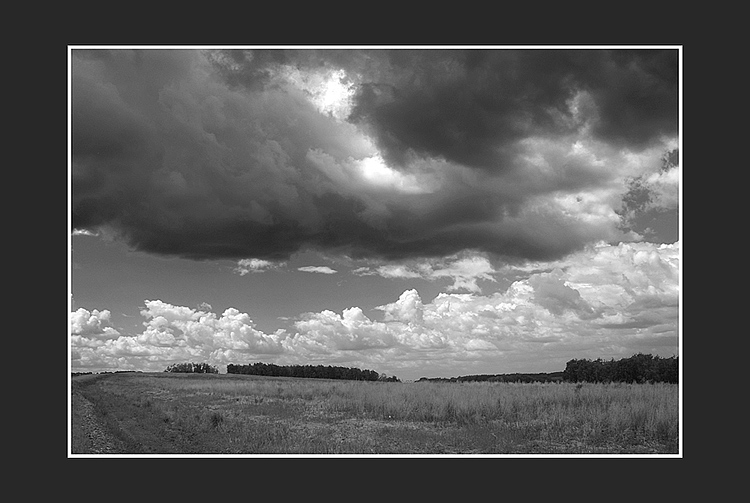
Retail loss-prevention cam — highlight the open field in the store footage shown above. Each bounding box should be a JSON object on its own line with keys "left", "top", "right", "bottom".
{"left": 70, "top": 372, "right": 679, "bottom": 455}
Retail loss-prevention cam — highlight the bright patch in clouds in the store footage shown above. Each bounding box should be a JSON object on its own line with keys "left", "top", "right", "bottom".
{"left": 357, "top": 154, "right": 429, "bottom": 194}
{"left": 72, "top": 228, "right": 98, "bottom": 237}
{"left": 278, "top": 66, "right": 355, "bottom": 121}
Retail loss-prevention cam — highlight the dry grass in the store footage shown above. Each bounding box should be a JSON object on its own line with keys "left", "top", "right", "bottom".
{"left": 71, "top": 372, "right": 679, "bottom": 455}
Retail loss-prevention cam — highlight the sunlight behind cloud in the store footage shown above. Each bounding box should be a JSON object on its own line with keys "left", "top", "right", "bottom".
{"left": 315, "top": 69, "right": 355, "bottom": 120}
{"left": 280, "top": 66, "right": 355, "bottom": 121}
{"left": 357, "top": 154, "right": 428, "bottom": 194}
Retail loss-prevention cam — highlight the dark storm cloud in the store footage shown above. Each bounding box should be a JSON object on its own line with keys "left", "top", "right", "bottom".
{"left": 345, "top": 49, "right": 678, "bottom": 170}
{"left": 586, "top": 50, "right": 678, "bottom": 148}
{"left": 348, "top": 49, "right": 574, "bottom": 170}
{"left": 71, "top": 48, "right": 678, "bottom": 263}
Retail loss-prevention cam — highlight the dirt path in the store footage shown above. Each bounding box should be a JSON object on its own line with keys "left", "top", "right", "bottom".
{"left": 70, "top": 376, "right": 123, "bottom": 454}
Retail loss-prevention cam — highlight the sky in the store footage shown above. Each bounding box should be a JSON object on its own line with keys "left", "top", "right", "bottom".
{"left": 69, "top": 46, "right": 680, "bottom": 381}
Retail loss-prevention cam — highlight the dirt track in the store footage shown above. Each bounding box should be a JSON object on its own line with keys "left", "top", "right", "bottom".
{"left": 70, "top": 376, "right": 123, "bottom": 454}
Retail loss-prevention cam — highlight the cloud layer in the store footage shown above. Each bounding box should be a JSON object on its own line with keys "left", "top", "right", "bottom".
{"left": 71, "top": 48, "right": 679, "bottom": 262}
{"left": 353, "top": 251, "right": 498, "bottom": 293}
{"left": 71, "top": 241, "right": 679, "bottom": 379}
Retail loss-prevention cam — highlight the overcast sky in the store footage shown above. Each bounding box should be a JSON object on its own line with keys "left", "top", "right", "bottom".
{"left": 70, "top": 46, "right": 680, "bottom": 381}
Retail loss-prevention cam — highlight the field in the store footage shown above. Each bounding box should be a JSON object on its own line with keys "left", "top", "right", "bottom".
{"left": 70, "top": 372, "right": 679, "bottom": 455}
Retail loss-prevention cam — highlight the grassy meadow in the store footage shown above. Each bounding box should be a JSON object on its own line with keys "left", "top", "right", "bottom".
{"left": 71, "top": 372, "right": 679, "bottom": 455}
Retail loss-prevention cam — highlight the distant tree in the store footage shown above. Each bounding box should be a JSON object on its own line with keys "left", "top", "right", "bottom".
{"left": 378, "top": 373, "right": 401, "bottom": 382}
{"left": 165, "top": 362, "right": 217, "bottom": 374}
{"left": 194, "top": 362, "right": 218, "bottom": 374}
{"left": 563, "top": 354, "right": 678, "bottom": 383}
{"left": 165, "top": 362, "right": 192, "bottom": 373}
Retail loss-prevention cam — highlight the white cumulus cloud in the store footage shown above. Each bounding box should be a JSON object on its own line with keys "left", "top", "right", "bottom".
{"left": 234, "top": 258, "right": 284, "bottom": 275}
{"left": 298, "top": 265, "right": 338, "bottom": 274}
{"left": 71, "top": 301, "right": 284, "bottom": 372}
{"left": 70, "top": 308, "right": 121, "bottom": 339}
{"left": 70, "top": 241, "right": 678, "bottom": 379}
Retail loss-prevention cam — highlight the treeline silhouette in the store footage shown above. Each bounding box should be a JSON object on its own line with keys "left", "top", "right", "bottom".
{"left": 416, "top": 354, "right": 678, "bottom": 384}
{"left": 416, "top": 372, "right": 564, "bottom": 383}
{"left": 164, "top": 362, "right": 218, "bottom": 374}
{"left": 71, "top": 370, "right": 142, "bottom": 377}
{"left": 563, "top": 353, "right": 678, "bottom": 383}
{"left": 227, "top": 362, "right": 400, "bottom": 382}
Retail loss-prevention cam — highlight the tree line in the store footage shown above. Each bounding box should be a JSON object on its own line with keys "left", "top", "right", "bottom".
{"left": 562, "top": 353, "right": 678, "bottom": 383}
{"left": 164, "top": 362, "right": 219, "bottom": 374}
{"left": 71, "top": 370, "right": 142, "bottom": 377}
{"left": 414, "top": 354, "right": 678, "bottom": 384}
{"left": 227, "top": 362, "right": 401, "bottom": 382}
{"left": 416, "top": 372, "right": 564, "bottom": 383}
